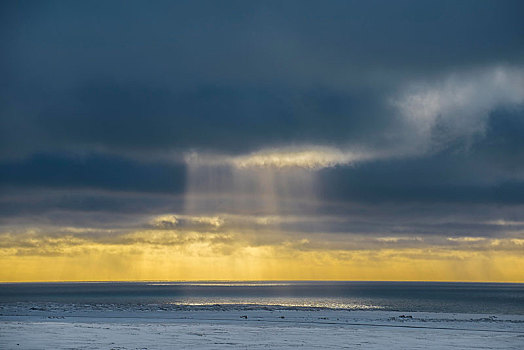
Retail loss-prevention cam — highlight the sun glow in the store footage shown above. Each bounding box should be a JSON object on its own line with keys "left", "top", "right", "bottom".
{"left": 185, "top": 146, "right": 379, "bottom": 170}
{"left": 1, "top": 228, "right": 523, "bottom": 282}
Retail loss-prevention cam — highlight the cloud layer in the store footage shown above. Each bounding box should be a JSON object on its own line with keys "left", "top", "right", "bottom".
{"left": 1, "top": 0, "right": 524, "bottom": 281}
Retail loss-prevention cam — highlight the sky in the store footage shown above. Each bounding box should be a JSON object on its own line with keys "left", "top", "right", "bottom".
{"left": 1, "top": 0, "right": 524, "bottom": 282}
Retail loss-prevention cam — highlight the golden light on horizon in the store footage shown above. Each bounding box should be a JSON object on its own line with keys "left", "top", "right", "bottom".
{"left": 1, "top": 230, "right": 523, "bottom": 282}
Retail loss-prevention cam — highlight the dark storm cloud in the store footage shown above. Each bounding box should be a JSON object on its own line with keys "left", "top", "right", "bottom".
{"left": 317, "top": 106, "right": 524, "bottom": 204}
{"left": 0, "top": 188, "right": 186, "bottom": 228}
{"left": 1, "top": 0, "right": 523, "bottom": 157}
{"left": 320, "top": 170, "right": 524, "bottom": 205}
{"left": 0, "top": 153, "right": 185, "bottom": 192}
{"left": 28, "top": 83, "right": 387, "bottom": 155}
{"left": 474, "top": 107, "right": 524, "bottom": 169}
{"left": 1, "top": 0, "right": 524, "bottom": 242}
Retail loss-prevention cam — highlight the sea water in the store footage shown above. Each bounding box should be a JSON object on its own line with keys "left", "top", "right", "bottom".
{"left": 1, "top": 281, "right": 523, "bottom": 315}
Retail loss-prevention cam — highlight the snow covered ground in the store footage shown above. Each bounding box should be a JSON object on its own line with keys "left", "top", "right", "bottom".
{"left": 1, "top": 306, "right": 523, "bottom": 349}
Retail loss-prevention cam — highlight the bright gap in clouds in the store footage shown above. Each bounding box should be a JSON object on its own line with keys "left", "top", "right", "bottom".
{"left": 184, "top": 155, "right": 318, "bottom": 218}
{"left": 183, "top": 146, "right": 379, "bottom": 219}
{"left": 185, "top": 146, "right": 377, "bottom": 170}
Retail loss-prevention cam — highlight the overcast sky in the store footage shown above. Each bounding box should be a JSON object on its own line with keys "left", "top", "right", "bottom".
{"left": 1, "top": 1, "right": 524, "bottom": 281}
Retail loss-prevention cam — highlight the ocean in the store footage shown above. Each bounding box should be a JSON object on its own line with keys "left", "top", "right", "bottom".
{"left": 1, "top": 281, "right": 523, "bottom": 315}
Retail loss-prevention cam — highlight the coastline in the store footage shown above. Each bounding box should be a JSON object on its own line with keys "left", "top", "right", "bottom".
{"left": 2, "top": 306, "right": 523, "bottom": 349}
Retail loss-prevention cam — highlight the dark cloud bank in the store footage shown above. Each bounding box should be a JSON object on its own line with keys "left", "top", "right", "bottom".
{"left": 1, "top": 0, "right": 524, "bottom": 237}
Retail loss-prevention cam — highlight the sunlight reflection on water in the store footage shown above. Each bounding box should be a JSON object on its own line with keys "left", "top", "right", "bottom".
{"left": 167, "top": 298, "right": 382, "bottom": 310}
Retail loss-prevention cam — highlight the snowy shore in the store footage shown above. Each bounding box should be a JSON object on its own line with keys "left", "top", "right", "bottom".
{"left": 1, "top": 305, "right": 523, "bottom": 349}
